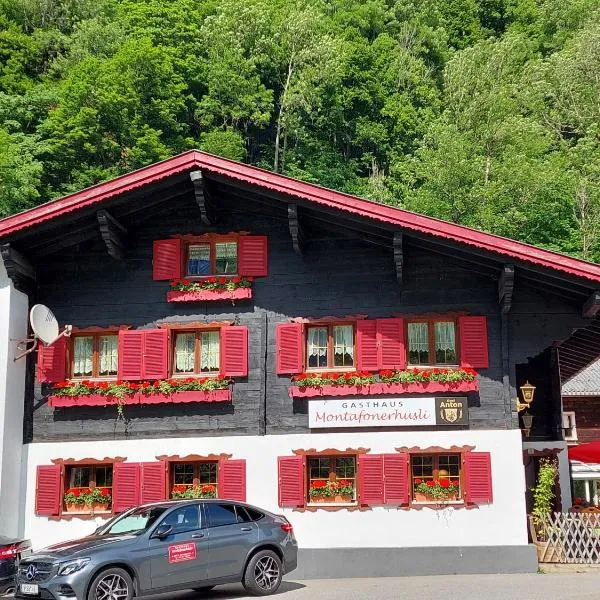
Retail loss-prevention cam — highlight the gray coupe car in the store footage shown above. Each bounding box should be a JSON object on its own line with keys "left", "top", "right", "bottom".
{"left": 15, "top": 499, "right": 298, "bottom": 600}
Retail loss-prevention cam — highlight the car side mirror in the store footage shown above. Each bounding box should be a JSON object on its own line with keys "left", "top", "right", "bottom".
{"left": 151, "top": 524, "right": 173, "bottom": 540}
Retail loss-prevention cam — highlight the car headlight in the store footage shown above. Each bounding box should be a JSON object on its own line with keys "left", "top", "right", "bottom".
{"left": 58, "top": 558, "right": 91, "bottom": 576}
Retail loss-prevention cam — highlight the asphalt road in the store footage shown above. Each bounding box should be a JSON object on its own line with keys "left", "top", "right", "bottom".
{"left": 139, "top": 573, "right": 600, "bottom": 600}
{"left": 10, "top": 573, "right": 600, "bottom": 599}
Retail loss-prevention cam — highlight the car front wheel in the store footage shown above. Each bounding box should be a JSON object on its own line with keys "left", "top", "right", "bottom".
{"left": 87, "top": 567, "right": 134, "bottom": 600}
{"left": 242, "top": 549, "right": 282, "bottom": 596}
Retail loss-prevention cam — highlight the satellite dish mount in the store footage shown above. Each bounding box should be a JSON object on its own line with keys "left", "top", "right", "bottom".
{"left": 14, "top": 304, "right": 72, "bottom": 361}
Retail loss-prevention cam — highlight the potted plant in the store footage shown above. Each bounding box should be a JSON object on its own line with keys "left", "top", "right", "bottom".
{"left": 309, "top": 480, "right": 328, "bottom": 502}
{"left": 171, "top": 484, "right": 217, "bottom": 499}
{"left": 85, "top": 487, "right": 112, "bottom": 512}
{"left": 309, "top": 480, "right": 354, "bottom": 503}
{"left": 63, "top": 488, "right": 87, "bottom": 512}
{"left": 413, "top": 478, "right": 460, "bottom": 502}
{"left": 529, "top": 458, "right": 562, "bottom": 562}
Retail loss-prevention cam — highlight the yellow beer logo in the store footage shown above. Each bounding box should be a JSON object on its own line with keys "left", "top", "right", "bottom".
{"left": 439, "top": 399, "right": 463, "bottom": 424}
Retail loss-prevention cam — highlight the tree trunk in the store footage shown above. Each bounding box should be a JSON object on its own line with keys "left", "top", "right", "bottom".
{"left": 274, "top": 59, "right": 294, "bottom": 173}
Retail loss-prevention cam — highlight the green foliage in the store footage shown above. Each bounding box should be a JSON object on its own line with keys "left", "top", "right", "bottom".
{"left": 532, "top": 458, "right": 558, "bottom": 535}
{"left": 0, "top": 0, "right": 598, "bottom": 262}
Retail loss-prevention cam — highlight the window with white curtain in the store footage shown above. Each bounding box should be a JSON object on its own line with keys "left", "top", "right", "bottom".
{"left": 307, "top": 324, "right": 354, "bottom": 370}
{"left": 408, "top": 320, "right": 457, "bottom": 366}
{"left": 173, "top": 331, "right": 220, "bottom": 375}
{"left": 72, "top": 333, "right": 118, "bottom": 378}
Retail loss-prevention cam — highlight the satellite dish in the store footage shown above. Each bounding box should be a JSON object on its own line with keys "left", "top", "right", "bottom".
{"left": 29, "top": 304, "right": 60, "bottom": 345}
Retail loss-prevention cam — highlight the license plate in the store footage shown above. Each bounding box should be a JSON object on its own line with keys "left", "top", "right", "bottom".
{"left": 20, "top": 583, "right": 39, "bottom": 595}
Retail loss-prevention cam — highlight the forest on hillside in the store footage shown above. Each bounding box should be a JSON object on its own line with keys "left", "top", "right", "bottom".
{"left": 0, "top": 0, "right": 599, "bottom": 260}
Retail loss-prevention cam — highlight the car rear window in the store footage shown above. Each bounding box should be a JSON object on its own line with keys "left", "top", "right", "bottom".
{"left": 242, "top": 507, "right": 264, "bottom": 522}
{"left": 205, "top": 503, "right": 237, "bottom": 527}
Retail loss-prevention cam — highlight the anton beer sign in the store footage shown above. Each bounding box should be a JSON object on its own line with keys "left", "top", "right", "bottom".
{"left": 308, "top": 396, "right": 468, "bottom": 429}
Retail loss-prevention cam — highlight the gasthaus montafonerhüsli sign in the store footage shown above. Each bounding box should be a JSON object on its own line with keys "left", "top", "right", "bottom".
{"left": 308, "top": 397, "right": 469, "bottom": 428}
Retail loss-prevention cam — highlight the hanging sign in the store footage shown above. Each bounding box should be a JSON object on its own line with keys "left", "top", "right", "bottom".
{"left": 308, "top": 397, "right": 468, "bottom": 428}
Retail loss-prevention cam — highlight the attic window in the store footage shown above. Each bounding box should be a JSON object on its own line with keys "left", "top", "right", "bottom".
{"left": 187, "top": 241, "right": 238, "bottom": 276}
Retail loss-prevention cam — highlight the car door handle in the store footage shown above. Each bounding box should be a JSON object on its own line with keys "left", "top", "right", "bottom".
{"left": 191, "top": 533, "right": 205, "bottom": 539}
{"left": 240, "top": 527, "right": 252, "bottom": 532}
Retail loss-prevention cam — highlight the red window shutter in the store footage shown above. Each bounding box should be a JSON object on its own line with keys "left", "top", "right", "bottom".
{"left": 219, "top": 459, "right": 246, "bottom": 502}
{"left": 143, "top": 329, "right": 168, "bottom": 380}
{"left": 377, "top": 318, "right": 406, "bottom": 370}
{"left": 117, "top": 330, "right": 144, "bottom": 380}
{"left": 153, "top": 239, "right": 182, "bottom": 280}
{"left": 278, "top": 456, "right": 304, "bottom": 508}
{"left": 220, "top": 326, "right": 248, "bottom": 377}
{"left": 238, "top": 236, "right": 268, "bottom": 277}
{"left": 358, "top": 454, "right": 384, "bottom": 505}
{"left": 35, "top": 465, "right": 61, "bottom": 516}
{"left": 459, "top": 316, "right": 489, "bottom": 368}
{"left": 383, "top": 453, "right": 409, "bottom": 505}
{"left": 356, "top": 320, "right": 378, "bottom": 370}
{"left": 140, "top": 462, "right": 166, "bottom": 504}
{"left": 113, "top": 463, "right": 141, "bottom": 513}
{"left": 276, "top": 323, "right": 303, "bottom": 374}
{"left": 36, "top": 337, "right": 67, "bottom": 383}
{"left": 464, "top": 452, "right": 493, "bottom": 505}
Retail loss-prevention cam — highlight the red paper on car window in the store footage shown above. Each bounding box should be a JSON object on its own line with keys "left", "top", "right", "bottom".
{"left": 168, "top": 542, "right": 197, "bottom": 563}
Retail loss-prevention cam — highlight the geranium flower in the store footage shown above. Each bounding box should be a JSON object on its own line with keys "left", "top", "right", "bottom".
{"left": 415, "top": 479, "right": 422, "bottom": 485}
{"left": 311, "top": 481, "right": 327, "bottom": 489}
{"left": 101, "top": 488, "right": 110, "bottom": 496}
{"left": 339, "top": 480, "right": 351, "bottom": 487}
{"left": 426, "top": 480, "right": 435, "bottom": 488}
{"left": 439, "top": 479, "right": 450, "bottom": 488}
{"left": 218, "top": 277, "right": 227, "bottom": 285}
{"left": 574, "top": 497, "right": 583, "bottom": 505}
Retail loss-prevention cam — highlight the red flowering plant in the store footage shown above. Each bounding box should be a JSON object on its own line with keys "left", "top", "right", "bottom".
{"left": 171, "top": 484, "right": 217, "bottom": 499}
{"left": 63, "top": 487, "right": 112, "bottom": 506}
{"left": 414, "top": 478, "right": 460, "bottom": 501}
{"left": 309, "top": 479, "right": 355, "bottom": 499}
{"left": 52, "top": 376, "right": 231, "bottom": 398}
{"left": 293, "top": 367, "right": 476, "bottom": 389}
{"left": 169, "top": 276, "right": 253, "bottom": 293}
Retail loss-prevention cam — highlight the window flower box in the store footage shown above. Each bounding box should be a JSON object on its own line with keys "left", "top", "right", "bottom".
{"left": 290, "top": 367, "right": 481, "bottom": 397}
{"left": 170, "top": 389, "right": 231, "bottom": 403}
{"left": 167, "top": 276, "right": 253, "bottom": 303}
{"left": 167, "top": 288, "right": 252, "bottom": 303}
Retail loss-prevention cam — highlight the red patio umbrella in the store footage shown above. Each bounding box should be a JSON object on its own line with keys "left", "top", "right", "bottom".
{"left": 569, "top": 440, "right": 600, "bottom": 463}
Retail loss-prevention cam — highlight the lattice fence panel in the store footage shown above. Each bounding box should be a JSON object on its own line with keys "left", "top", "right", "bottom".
{"left": 532, "top": 512, "right": 600, "bottom": 564}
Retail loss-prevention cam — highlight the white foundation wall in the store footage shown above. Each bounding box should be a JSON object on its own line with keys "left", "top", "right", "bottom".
{"left": 0, "top": 262, "right": 28, "bottom": 536}
{"left": 22, "top": 429, "right": 527, "bottom": 550}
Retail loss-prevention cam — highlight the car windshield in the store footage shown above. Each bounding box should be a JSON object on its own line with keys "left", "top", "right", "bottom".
{"left": 96, "top": 506, "right": 168, "bottom": 536}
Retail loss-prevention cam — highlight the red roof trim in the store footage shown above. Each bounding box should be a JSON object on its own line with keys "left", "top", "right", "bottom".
{"left": 1, "top": 150, "right": 599, "bottom": 283}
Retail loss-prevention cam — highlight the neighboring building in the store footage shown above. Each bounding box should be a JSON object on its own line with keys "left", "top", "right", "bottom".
{"left": 1, "top": 151, "right": 600, "bottom": 578}
{"left": 562, "top": 359, "right": 600, "bottom": 504}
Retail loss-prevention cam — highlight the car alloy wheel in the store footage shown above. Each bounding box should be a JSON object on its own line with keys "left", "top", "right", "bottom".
{"left": 94, "top": 573, "right": 130, "bottom": 600}
{"left": 253, "top": 555, "right": 280, "bottom": 591}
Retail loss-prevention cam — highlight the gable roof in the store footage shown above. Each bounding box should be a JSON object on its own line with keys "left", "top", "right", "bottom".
{"left": 0, "top": 149, "right": 599, "bottom": 284}
{"left": 563, "top": 359, "right": 600, "bottom": 396}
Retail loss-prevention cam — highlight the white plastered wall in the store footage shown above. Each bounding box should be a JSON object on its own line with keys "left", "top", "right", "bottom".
{"left": 0, "top": 261, "right": 28, "bottom": 536}
{"left": 23, "top": 429, "right": 527, "bottom": 550}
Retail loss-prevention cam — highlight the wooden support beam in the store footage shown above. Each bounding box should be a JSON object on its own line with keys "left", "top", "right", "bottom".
{"left": 190, "top": 170, "right": 215, "bottom": 225}
{"left": 97, "top": 209, "right": 127, "bottom": 260}
{"left": 0, "top": 243, "right": 36, "bottom": 293}
{"left": 288, "top": 204, "right": 305, "bottom": 255}
{"left": 393, "top": 232, "right": 403, "bottom": 285}
{"left": 498, "top": 264, "right": 515, "bottom": 314}
{"left": 583, "top": 290, "right": 600, "bottom": 318}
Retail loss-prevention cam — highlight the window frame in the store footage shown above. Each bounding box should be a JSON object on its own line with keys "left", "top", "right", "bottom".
{"left": 305, "top": 322, "right": 356, "bottom": 372}
{"left": 406, "top": 318, "right": 460, "bottom": 367}
{"left": 69, "top": 331, "right": 119, "bottom": 380}
{"left": 171, "top": 329, "right": 221, "bottom": 377}
{"left": 169, "top": 460, "right": 219, "bottom": 498}
{"left": 306, "top": 454, "right": 358, "bottom": 506}
{"left": 409, "top": 452, "right": 464, "bottom": 504}
{"left": 184, "top": 235, "right": 239, "bottom": 278}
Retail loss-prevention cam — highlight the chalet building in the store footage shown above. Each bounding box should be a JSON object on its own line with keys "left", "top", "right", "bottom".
{"left": 1, "top": 151, "right": 600, "bottom": 577}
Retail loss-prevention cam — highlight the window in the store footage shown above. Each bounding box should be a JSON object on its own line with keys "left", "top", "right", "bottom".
{"left": 173, "top": 331, "right": 220, "bottom": 375}
{"left": 411, "top": 454, "right": 462, "bottom": 502}
{"left": 159, "top": 505, "right": 201, "bottom": 534}
{"left": 306, "top": 324, "right": 354, "bottom": 370}
{"left": 186, "top": 240, "right": 237, "bottom": 276}
{"left": 204, "top": 503, "right": 238, "bottom": 527}
{"left": 71, "top": 333, "right": 118, "bottom": 378}
{"left": 563, "top": 412, "right": 577, "bottom": 442}
{"left": 170, "top": 462, "right": 218, "bottom": 498}
{"left": 407, "top": 320, "right": 457, "bottom": 366}
{"left": 307, "top": 455, "right": 356, "bottom": 504}
{"left": 64, "top": 464, "right": 113, "bottom": 512}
